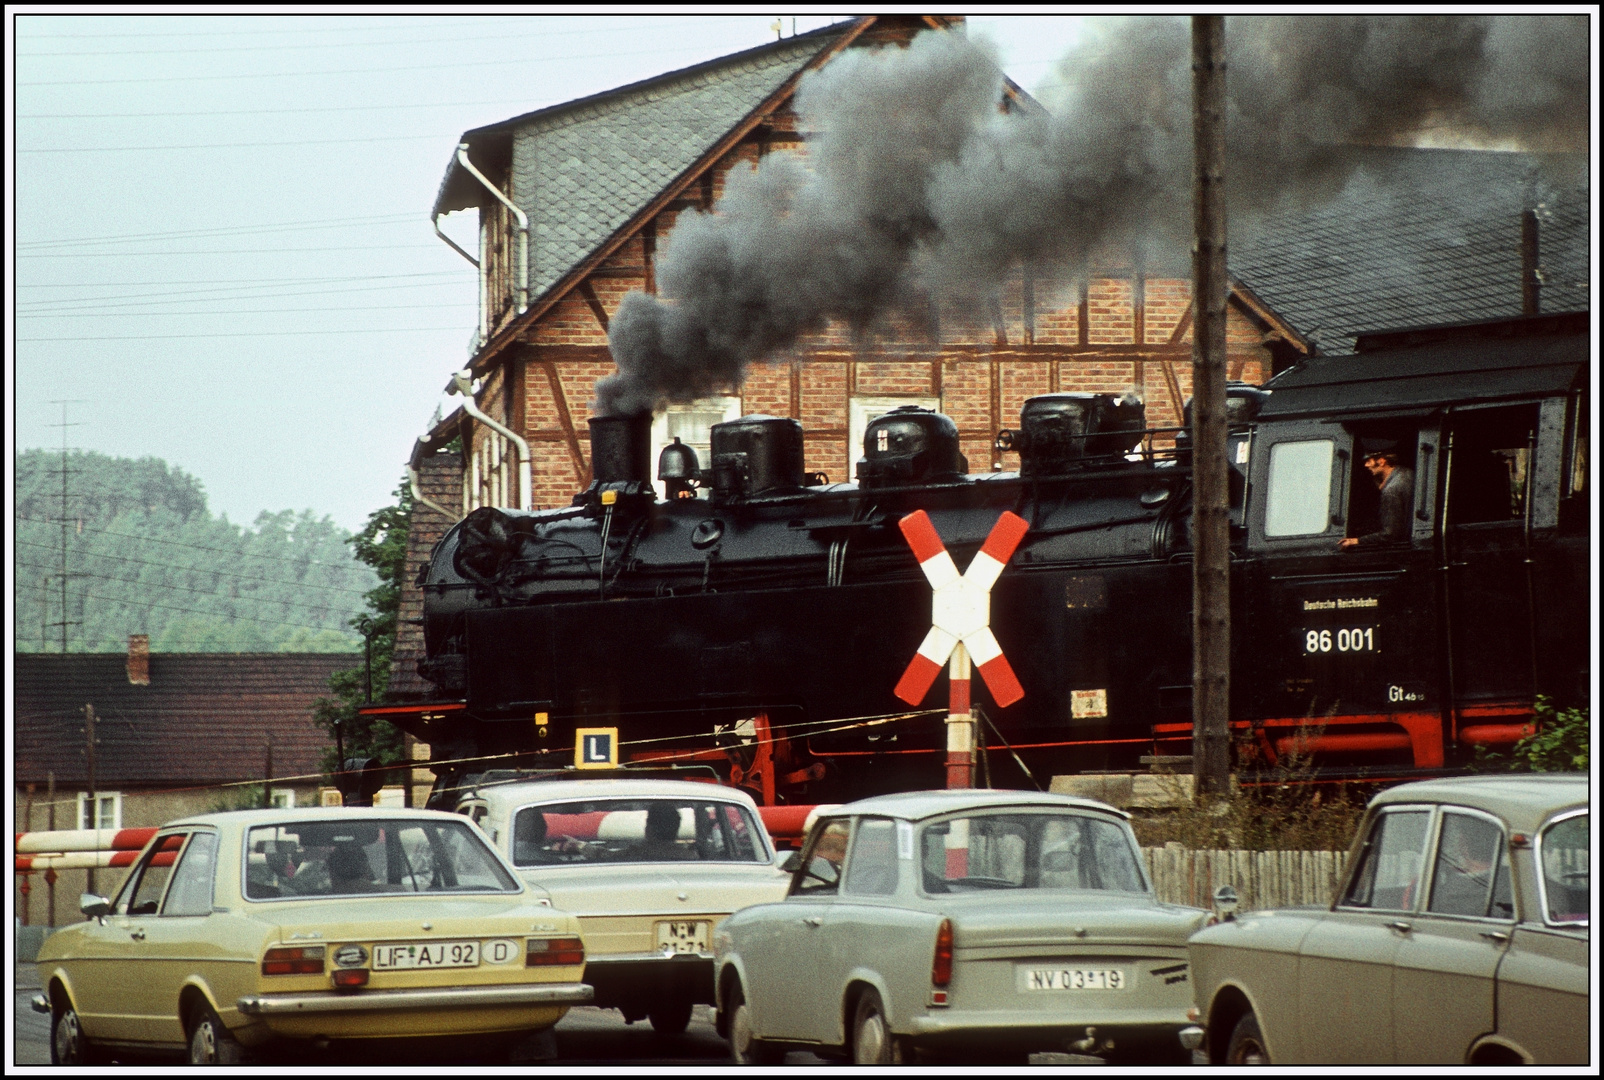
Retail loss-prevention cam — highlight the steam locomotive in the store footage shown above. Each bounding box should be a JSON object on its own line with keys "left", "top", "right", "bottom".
{"left": 388, "top": 312, "right": 1589, "bottom": 806}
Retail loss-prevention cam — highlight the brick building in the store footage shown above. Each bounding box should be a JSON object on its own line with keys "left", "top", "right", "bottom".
{"left": 425, "top": 15, "right": 1297, "bottom": 519}
{"left": 392, "top": 16, "right": 1587, "bottom": 710}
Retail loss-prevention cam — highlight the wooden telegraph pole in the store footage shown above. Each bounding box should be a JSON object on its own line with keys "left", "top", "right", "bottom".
{"left": 83, "top": 704, "right": 99, "bottom": 894}
{"left": 1191, "top": 16, "right": 1232, "bottom": 798}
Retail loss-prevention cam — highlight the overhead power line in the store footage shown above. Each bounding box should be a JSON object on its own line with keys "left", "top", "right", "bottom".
{"left": 19, "top": 281, "right": 467, "bottom": 312}
{"left": 17, "top": 212, "right": 418, "bottom": 249}
{"left": 17, "top": 270, "right": 461, "bottom": 289}
{"left": 18, "top": 132, "right": 458, "bottom": 154}
{"left": 17, "top": 302, "right": 475, "bottom": 319}
{"left": 18, "top": 326, "right": 468, "bottom": 342}
{"left": 14, "top": 537, "right": 375, "bottom": 597}
{"left": 19, "top": 19, "right": 731, "bottom": 57}
{"left": 19, "top": 241, "right": 445, "bottom": 255}
{"left": 75, "top": 590, "right": 362, "bottom": 636}
{"left": 16, "top": 559, "right": 370, "bottom": 618}
{"left": 18, "top": 96, "right": 562, "bottom": 120}
{"left": 15, "top": 512, "right": 376, "bottom": 569}
{"left": 17, "top": 41, "right": 735, "bottom": 86}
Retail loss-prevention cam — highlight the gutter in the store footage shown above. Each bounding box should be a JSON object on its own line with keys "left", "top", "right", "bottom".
{"left": 451, "top": 369, "right": 532, "bottom": 512}
{"left": 454, "top": 143, "right": 528, "bottom": 315}
{"left": 408, "top": 439, "right": 458, "bottom": 522}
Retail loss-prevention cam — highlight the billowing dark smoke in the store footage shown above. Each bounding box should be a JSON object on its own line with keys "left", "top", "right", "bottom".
{"left": 598, "top": 15, "right": 1588, "bottom": 415}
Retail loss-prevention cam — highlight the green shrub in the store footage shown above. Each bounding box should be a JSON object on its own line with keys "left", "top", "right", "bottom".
{"left": 1508, "top": 697, "right": 1589, "bottom": 772}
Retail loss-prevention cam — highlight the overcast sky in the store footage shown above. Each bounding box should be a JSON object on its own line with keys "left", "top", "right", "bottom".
{"left": 8, "top": 11, "right": 1087, "bottom": 532}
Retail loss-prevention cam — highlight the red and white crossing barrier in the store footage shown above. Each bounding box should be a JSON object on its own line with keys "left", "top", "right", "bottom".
{"left": 894, "top": 510, "right": 1029, "bottom": 788}
{"left": 14, "top": 828, "right": 175, "bottom": 873}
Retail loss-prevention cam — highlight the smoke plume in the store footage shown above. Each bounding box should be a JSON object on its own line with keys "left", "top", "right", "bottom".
{"left": 598, "top": 15, "right": 1588, "bottom": 415}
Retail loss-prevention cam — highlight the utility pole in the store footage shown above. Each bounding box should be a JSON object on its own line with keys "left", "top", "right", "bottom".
{"left": 83, "top": 704, "right": 99, "bottom": 895}
{"left": 47, "top": 771, "right": 57, "bottom": 927}
{"left": 263, "top": 736, "right": 275, "bottom": 809}
{"left": 1191, "top": 16, "right": 1232, "bottom": 799}
{"left": 46, "top": 401, "right": 87, "bottom": 653}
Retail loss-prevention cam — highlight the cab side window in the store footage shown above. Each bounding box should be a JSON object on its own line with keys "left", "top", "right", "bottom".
{"left": 793, "top": 819, "right": 851, "bottom": 896}
{"left": 843, "top": 818, "right": 899, "bottom": 897}
{"left": 1539, "top": 814, "right": 1589, "bottom": 924}
{"left": 1447, "top": 405, "right": 1539, "bottom": 525}
{"left": 1342, "top": 809, "right": 1429, "bottom": 910}
{"left": 1427, "top": 811, "right": 1507, "bottom": 918}
{"left": 1264, "top": 439, "right": 1335, "bottom": 537}
{"left": 122, "top": 833, "right": 187, "bottom": 916}
{"left": 161, "top": 832, "right": 219, "bottom": 917}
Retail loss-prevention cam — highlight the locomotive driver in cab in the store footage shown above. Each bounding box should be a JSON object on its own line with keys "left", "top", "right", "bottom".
{"left": 1340, "top": 438, "right": 1414, "bottom": 549}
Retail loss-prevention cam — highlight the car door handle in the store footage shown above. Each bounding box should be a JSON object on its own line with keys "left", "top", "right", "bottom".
{"left": 802, "top": 916, "right": 823, "bottom": 928}
{"left": 1479, "top": 930, "right": 1510, "bottom": 945}
{"left": 129, "top": 928, "right": 146, "bottom": 941}
{"left": 1386, "top": 921, "right": 1412, "bottom": 935}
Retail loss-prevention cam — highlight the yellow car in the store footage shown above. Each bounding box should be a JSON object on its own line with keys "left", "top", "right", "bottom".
{"left": 32, "top": 807, "right": 592, "bottom": 1064}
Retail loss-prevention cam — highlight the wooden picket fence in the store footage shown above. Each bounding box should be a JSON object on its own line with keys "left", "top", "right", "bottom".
{"left": 1142, "top": 846, "right": 1347, "bottom": 911}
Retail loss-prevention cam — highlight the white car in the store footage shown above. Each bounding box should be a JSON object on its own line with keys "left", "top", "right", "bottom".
{"left": 456, "top": 777, "right": 791, "bottom": 1034}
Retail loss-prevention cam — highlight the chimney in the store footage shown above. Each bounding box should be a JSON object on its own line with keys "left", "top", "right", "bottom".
{"left": 127, "top": 635, "right": 150, "bottom": 686}
{"left": 1520, "top": 209, "right": 1541, "bottom": 316}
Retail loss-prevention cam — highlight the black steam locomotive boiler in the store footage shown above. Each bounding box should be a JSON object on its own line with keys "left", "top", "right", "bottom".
{"left": 389, "top": 312, "right": 1590, "bottom": 805}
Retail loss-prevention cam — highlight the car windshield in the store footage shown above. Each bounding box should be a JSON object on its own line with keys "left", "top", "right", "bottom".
{"left": 244, "top": 818, "right": 519, "bottom": 899}
{"left": 511, "top": 798, "right": 767, "bottom": 865}
{"left": 1540, "top": 813, "right": 1589, "bottom": 924}
{"left": 919, "top": 812, "right": 1147, "bottom": 894}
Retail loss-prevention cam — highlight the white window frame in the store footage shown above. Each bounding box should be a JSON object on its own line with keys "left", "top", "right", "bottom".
{"left": 650, "top": 396, "right": 743, "bottom": 500}
{"left": 849, "top": 396, "right": 941, "bottom": 480}
{"left": 78, "top": 791, "right": 122, "bottom": 831}
{"left": 270, "top": 790, "right": 296, "bottom": 810}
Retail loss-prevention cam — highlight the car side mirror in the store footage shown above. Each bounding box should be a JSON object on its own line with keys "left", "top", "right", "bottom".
{"left": 80, "top": 893, "right": 111, "bottom": 921}
{"left": 779, "top": 852, "right": 801, "bottom": 874}
{"left": 806, "top": 857, "right": 840, "bottom": 885}
{"left": 1213, "top": 885, "right": 1240, "bottom": 922}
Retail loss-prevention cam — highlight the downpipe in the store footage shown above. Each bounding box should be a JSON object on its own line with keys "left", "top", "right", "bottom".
{"left": 454, "top": 143, "right": 528, "bottom": 315}
{"left": 452, "top": 370, "right": 532, "bottom": 511}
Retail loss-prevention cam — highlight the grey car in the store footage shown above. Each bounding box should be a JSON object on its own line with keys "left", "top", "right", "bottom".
{"left": 713, "top": 789, "right": 1208, "bottom": 1065}
{"left": 1190, "top": 774, "right": 1589, "bottom": 1065}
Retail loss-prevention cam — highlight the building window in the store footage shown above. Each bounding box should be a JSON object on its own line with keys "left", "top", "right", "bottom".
{"left": 849, "top": 397, "right": 940, "bottom": 475}
{"left": 650, "top": 396, "right": 742, "bottom": 499}
{"left": 78, "top": 792, "right": 122, "bottom": 831}
{"left": 270, "top": 790, "right": 295, "bottom": 810}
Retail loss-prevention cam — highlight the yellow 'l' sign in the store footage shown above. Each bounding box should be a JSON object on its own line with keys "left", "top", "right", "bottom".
{"left": 575, "top": 727, "right": 618, "bottom": 769}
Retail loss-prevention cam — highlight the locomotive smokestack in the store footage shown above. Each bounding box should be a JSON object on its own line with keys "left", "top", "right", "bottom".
{"left": 588, "top": 414, "right": 653, "bottom": 484}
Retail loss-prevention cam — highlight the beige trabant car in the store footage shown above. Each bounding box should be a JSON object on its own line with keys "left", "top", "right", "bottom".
{"left": 32, "top": 808, "right": 591, "bottom": 1064}
{"left": 455, "top": 778, "right": 791, "bottom": 1034}
{"left": 1190, "top": 774, "right": 1590, "bottom": 1065}
{"left": 713, "top": 789, "right": 1210, "bottom": 1065}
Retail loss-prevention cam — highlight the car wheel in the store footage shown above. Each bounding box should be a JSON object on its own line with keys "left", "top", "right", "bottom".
{"left": 1227, "top": 1010, "right": 1270, "bottom": 1066}
{"left": 648, "top": 999, "right": 694, "bottom": 1035}
{"left": 188, "top": 1001, "right": 246, "bottom": 1065}
{"left": 851, "top": 989, "right": 907, "bottom": 1065}
{"left": 727, "top": 985, "right": 784, "bottom": 1065}
{"left": 51, "top": 1003, "right": 102, "bottom": 1065}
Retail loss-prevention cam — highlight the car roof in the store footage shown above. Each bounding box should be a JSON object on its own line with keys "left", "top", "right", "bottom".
{"left": 151, "top": 806, "right": 474, "bottom": 831}
{"left": 465, "top": 778, "right": 761, "bottom": 811}
{"left": 1371, "top": 774, "right": 1589, "bottom": 829}
{"left": 827, "top": 788, "right": 1130, "bottom": 822}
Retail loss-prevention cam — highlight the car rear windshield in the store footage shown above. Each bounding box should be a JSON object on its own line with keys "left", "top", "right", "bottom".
{"left": 511, "top": 799, "right": 767, "bottom": 866}
{"left": 244, "top": 819, "right": 519, "bottom": 900}
{"left": 919, "top": 812, "right": 1147, "bottom": 894}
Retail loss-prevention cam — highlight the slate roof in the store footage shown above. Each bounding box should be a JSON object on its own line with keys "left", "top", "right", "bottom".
{"left": 390, "top": 449, "right": 463, "bottom": 701}
{"left": 1233, "top": 147, "right": 1590, "bottom": 355}
{"left": 15, "top": 653, "right": 352, "bottom": 788}
{"left": 435, "top": 22, "right": 856, "bottom": 305}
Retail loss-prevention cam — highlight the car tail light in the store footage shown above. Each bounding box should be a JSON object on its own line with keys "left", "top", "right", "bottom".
{"left": 262, "top": 946, "right": 325, "bottom": 976}
{"left": 931, "top": 918, "right": 953, "bottom": 987}
{"left": 526, "top": 936, "right": 585, "bottom": 966}
{"left": 331, "top": 968, "right": 369, "bottom": 989}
